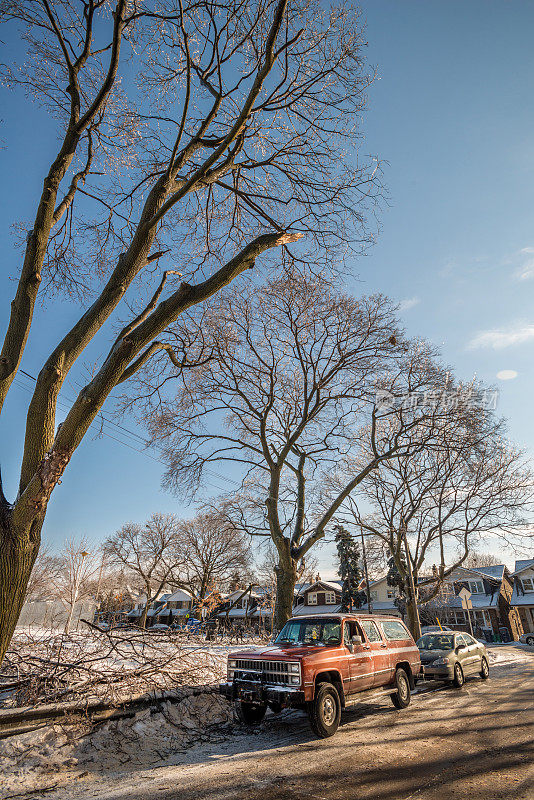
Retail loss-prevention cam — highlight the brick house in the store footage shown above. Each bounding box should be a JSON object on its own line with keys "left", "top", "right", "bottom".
{"left": 424, "top": 565, "right": 523, "bottom": 641}
{"left": 510, "top": 559, "right": 534, "bottom": 635}
{"left": 292, "top": 580, "right": 343, "bottom": 615}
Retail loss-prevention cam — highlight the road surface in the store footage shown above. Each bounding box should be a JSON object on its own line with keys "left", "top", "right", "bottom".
{"left": 40, "top": 645, "right": 534, "bottom": 800}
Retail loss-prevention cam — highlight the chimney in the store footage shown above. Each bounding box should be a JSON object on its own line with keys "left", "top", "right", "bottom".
{"left": 315, "top": 573, "right": 321, "bottom": 583}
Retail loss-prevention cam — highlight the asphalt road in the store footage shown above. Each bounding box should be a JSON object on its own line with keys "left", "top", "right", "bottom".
{"left": 46, "top": 646, "right": 534, "bottom": 800}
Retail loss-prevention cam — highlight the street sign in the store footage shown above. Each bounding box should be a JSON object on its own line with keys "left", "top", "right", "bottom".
{"left": 458, "top": 587, "right": 472, "bottom": 610}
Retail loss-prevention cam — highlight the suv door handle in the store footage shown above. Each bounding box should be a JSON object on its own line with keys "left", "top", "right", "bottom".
{"left": 363, "top": 645, "right": 371, "bottom": 650}
{"left": 380, "top": 643, "right": 387, "bottom": 648}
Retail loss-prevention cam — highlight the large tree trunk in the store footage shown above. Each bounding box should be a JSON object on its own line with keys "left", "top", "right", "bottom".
{"left": 273, "top": 541, "right": 298, "bottom": 632}
{"left": 0, "top": 500, "right": 43, "bottom": 665}
{"left": 405, "top": 598, "right": 422, "bottom": 641}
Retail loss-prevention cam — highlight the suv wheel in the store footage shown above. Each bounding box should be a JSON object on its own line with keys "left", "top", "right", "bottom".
{"left": 480, "top": 657, "right": 489, "bottom": 680}
{"left": 391, "top": 668, "right": 411, "bottom": 709}
{"left": 452, "top": 662, "right": 465, "bottom": 688}
{"left": 234, "top": 701, "right": 267, "bottom": 725}
{"left": 526, "top": 636, "right": 534, "bottom": 646}
{"left": 308, "top": 682, "right": 341, "bottom": 738}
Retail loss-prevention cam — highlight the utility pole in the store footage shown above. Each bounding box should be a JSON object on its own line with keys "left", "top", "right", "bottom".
{"left": 401, "top": 522, "right": 421, "bottom": 640}
{"left": 360, "top": 526, "right": 372, "bottom": 614}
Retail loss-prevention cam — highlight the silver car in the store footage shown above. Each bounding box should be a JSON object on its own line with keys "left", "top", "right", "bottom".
{"left": 417, "top": 631, "right": 489, "bottom": 687}
{"left": 519, "top": 632, "right": 534, "bottom": 646}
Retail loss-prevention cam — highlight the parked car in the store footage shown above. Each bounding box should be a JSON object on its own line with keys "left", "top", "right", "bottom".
{"left": 220, "top": 613, "right": 421, "bottom": 738}
{"left": 150, "top": 623, "right": 169, "bottom": 631}
{"left": 417, "top": 631, "right": 489, "bottom": 686}
{"left": 420, "top": 625, "right": 453, "bottom": 634}
{"left": 519, "top": 632, "right": 534, "bottom": 646}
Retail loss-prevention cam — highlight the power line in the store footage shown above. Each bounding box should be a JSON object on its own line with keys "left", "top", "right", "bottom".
{"left": 12, "top": 370, "right": 240, "bottom": 492}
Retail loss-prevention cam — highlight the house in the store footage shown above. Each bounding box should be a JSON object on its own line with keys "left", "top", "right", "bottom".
{"left": 424, "top": 565, "right": 523, "bottom": 641}
{"left": 510, "top": 559, "right": 534, "bottom": 634}
{"left": 357, "top": 575, "right": 401, "bottom": 616}
{"left": 126, "top": 589, "right": 173, "bottom": 626}
{"left": 154, "top": 589, "right": 194, "bottom": 625}
{"left": 216, "top": 589, "right": 262, "bottom": 624}
{"left": 292, "top": 579, "right": 343, "bottom": 615}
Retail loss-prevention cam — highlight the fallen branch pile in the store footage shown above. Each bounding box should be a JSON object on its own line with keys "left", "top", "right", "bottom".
{"left": 0, "top": 624, "right": 255, "bottom": 709}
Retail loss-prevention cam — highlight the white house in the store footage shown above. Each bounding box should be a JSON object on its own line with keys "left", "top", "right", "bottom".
{"left": 510, "top": 559, "right": 534, "bottom": 634}
{"left": 357, "top": 575, "right": 400, "bottom": 615}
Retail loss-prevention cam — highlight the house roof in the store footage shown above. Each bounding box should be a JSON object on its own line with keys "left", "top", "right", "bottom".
{"left": 511, "top": 559, "right": 534, "bottom": 576}
{"left": 291, "top": 603, "right": 342, "bottom": 616}
{"left": 358, "top": 600, "right": 399, "bottom": 613}
{"left": 450, "top": 565, "right": 505, "bottom": 583}
{"left": 297, "top": 580, "right": 343, "bottom": 595}
{"left": 510, "top": 587, "right": 534, "bottom": 606}
{"left": 166, "top": 589, "right": 193, "bottom": 601}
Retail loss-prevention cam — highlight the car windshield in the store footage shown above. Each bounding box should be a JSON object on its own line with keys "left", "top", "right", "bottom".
{"left": 417, "top": 634, "right": 455, "bottom": 651}
{"left": 275, "top": 618, "right": 342, "bottom": 646}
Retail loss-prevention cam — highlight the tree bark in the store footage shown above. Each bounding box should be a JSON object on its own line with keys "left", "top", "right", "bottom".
{"left": 273, "top": 540, "right": 298, "bottom": 632}
{"left": 405, "top": 599, "right": 422, "bottom": 641}
{"left": 0, "top": 498, "right": 43, "bottom": 665}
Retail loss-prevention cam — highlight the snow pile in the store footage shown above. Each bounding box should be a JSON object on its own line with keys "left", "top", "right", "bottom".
{"left": 0, "top": 687, "right": 233, "bottom": 796}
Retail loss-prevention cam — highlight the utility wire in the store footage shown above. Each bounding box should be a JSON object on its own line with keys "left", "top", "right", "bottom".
{"left": 12, "top": 370, "right": 240, "bottom": 492}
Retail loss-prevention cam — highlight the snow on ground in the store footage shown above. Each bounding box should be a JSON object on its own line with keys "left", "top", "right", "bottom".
{"left": 1, "top": 642, "right": 532, "bottom": 799}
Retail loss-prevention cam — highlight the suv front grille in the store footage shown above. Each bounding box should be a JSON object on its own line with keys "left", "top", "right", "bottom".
{"left": 234, "top": 659, "right": 298, "bottom": 685}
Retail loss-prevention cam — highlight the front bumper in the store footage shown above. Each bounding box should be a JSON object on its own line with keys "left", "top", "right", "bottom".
{"left": 219, "top": 680, "right": 306, "bottom": 707}
{"left": 422, "top": 663, "right": 455, "bottom": 681}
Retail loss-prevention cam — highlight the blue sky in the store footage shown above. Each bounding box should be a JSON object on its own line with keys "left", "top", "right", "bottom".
{"left": 1, "top": 0, "right": 534, "bottom": 570}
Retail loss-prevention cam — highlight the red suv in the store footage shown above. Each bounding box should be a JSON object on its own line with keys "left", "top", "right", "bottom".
{"left": 220, "top": 613, "right": 421, "bottom": 737}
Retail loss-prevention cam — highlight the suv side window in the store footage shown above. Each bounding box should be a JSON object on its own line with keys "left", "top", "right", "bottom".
{"left": 343, "top": 620, "right": 362, "bottom": 646}
{"left": 456, "top": 634, "right": 468, "bottom": 647}
{"left": 381, "top": 619, "right": 411, "bottom": 641}
{"left": 360, "top": 620, "right": 382, "bottom": 642}
{"left": 463, "top": 634, "right": 476, "bottom": 645}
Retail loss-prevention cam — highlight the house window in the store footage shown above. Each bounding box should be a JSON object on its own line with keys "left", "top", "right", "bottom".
{"left": 324, "top": 592, "right": 336, "bottom": 604}
{"left": 468, "top": 581, "right": 484, "bottom": 594}
{"left": 308, "top": 593, "right": 317, "bottom": 605}
{"left": 522, "top": 578, "right": 534, "bottom": 593}
{"left": 387, "top": 589, "right": 395, "bottom": 600}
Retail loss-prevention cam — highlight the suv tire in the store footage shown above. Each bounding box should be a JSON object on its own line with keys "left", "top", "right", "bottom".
{"left": 391, "top": 668, "right": 411, "bottom": 709}
{"left": 526, "top": 636, "right": 534, "bottom": 646}
{"left": 452, "top": 662, "right": 465, "bottom": 688}
{"left": 480, "top": 657, "right": 489, "bottom": 680}
{"left": 234, "top": 701, "right": 267, "bottom": 725}
{"left": 308, "top": 682, "right": 341, "bottom": 738}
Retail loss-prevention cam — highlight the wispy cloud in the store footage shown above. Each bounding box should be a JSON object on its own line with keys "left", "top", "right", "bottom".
{"left": 496, "top": 369, "right": 518, "bottom": 380}
{"left": 468, "top": 322, "right": 534, "bottom": 350}
{"left": 513, "top": 247, "right": 534, "bottom": 280}
{"left": 398, "top": 296, "right": 420, "bottom": 312}
{"left": 514, "top": 258, "right": 534, "bottom": 281}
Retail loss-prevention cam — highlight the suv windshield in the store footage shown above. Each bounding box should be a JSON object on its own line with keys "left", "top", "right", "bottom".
{"left": 417, "top": 634, "right": 455, "bottom": 651}
{"left": 275, "top": 618, "right": 342, "bottom": 646}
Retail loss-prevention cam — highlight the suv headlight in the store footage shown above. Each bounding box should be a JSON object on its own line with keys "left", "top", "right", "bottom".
{"left": 288, "top": 663, "right": 300, "bottom": 674}
{"left": 290, "top": 675, "right": 301, "bottom": 685}
{"left": 228, "top": 659, "right": 237, "bottom": 680}
{"left": 432, "top": 657, "right": 450, "bottom": 666}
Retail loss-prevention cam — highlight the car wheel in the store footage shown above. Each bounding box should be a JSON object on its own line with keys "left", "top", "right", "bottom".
{"left": 308, "top": 682, "right": 341, "bottom": 738}
{"left": 234, "top": 701, "right": 267, "bottom": 725}
{"left": 479, "top": 656, "right": 489, "bottom": 680}
{"left": 391, "top": 668, "right": 411, "bottom": 709}
{"left": 452, "top": 662, "right": 465, "bottom": 688}
{"left": 526, "top": 636, "right": 534, "bottom": 647}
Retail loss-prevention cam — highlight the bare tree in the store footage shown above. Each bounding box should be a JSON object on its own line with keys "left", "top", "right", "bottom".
{"left": 173, "top": 509, "right": 252, "bottom": 602}
{"left": 339, "top": 397, "right": 534, "bottom": 638}
{"left": 461, "top": 551, "right": 503, "bottom": 569}
{"left": 24, "top": 546, "right": 62, "bottom": 601}
{"left": 137, "top": 273, "right": 456, "bottom": 628}
{"left": 103, "top": 513, "right": 184, "bottom": 628}
{"left": 50, "top": 538, "right": 100, "bottom": 633}
{"left": 0, "top": 0, "right": 380, "bottom": 662}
